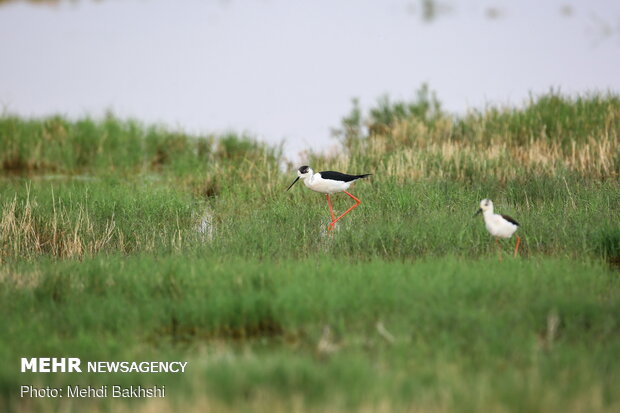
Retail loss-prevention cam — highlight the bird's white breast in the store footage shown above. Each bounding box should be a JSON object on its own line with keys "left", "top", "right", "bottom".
{"left": 484, "top": 214, "right": 518, "bottom": 238}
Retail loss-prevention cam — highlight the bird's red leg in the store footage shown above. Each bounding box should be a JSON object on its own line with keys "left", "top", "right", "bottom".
{"left": 330, "top": 191, "right": 362, "bottom": 227}
{"left": 496, "top": 238, "right": 503, "bottom": 262}
{"left": 514, "top": 235, "right": 521, "bottom": 257}
{"left": 326, "top": 194, "right": 336, "bottom": 230}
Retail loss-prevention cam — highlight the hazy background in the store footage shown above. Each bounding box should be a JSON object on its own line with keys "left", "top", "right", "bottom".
{"left": 1, "top": 0, "right": 619, "bottom": 160}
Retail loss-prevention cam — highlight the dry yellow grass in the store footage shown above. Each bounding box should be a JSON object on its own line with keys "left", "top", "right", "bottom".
{"left": 318, "top": 111, "right": 619, "bottom": 182}
{"left": 0, "top": 193, "right": 114, "bottom": 259}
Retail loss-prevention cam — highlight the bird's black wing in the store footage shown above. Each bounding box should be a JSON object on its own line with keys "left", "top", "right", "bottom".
{"left": 501, "top": 214, "right": 520, "bottom": 226}
{"left": 319, "top": 171, "right": 372, "bottom": 182}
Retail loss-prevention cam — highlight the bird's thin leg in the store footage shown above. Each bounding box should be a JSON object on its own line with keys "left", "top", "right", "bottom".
{"left": 330, "top": 191, "right": 361, "bottom": 227}
{"left": 514, "top": 235, "right": 521, "bottom": 258}
{"left": 496, "top": 238, "right": 503, "bottom": 262}
{"left": 326, "top": 194, "right": 336, "bottom": 230}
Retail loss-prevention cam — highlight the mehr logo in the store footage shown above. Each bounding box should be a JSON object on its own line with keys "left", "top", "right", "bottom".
{"left": 21, "top": 358, "right": 82, "bottom": 373}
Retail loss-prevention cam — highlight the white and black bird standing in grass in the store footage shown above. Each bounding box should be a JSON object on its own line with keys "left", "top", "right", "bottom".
{"left": 287, "top": 165, "right": 372, "bottom": 230}
{"left": 475, "top": 199, "right": 521, "bottom": 258}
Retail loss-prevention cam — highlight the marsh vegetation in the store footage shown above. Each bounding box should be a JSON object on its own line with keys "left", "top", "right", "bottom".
{"left": 1, "top": 89, "right": 619, "bottom": 412}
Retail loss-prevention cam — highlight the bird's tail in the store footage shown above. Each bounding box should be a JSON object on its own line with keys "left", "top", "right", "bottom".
{"left": 356, "top": 174, "right": 372, "bottom": 180}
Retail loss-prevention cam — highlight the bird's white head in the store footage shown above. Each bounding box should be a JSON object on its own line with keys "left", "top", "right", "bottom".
{"left": 287, "top": 165, "right": 314, "bottom": 191}
{"left": 474, "top": 198, "right": 494, "bottom": 216}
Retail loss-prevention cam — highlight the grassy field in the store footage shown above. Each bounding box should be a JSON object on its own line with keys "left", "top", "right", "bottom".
{"left": 1, "top": 90, "right": 619, "bottom": 412}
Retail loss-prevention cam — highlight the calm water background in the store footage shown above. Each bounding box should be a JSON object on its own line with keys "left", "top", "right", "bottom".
{"left": 1, "top": 0, "right": 619, "bottom": 161}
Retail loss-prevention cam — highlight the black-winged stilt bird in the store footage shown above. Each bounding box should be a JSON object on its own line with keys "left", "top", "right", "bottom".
{"left": 475, "top": 199, "right": 521, "bottom": 258}
{"left": 287, "top": 165, "right": 371, "bottom": 230}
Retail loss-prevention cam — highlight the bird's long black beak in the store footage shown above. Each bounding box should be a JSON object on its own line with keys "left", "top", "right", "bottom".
{"left": 473, "top": 208, "right": 482, "bottom": 217}
{"left": 286, "top": 176, "right": 300, "bottom": 191}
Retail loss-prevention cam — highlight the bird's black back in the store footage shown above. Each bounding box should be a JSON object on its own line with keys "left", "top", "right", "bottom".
{"left": 500, "top": 214, "right": 520, "bottom": 226}
{"left": 319, "top": 171, "right": 372, "bottom": 182}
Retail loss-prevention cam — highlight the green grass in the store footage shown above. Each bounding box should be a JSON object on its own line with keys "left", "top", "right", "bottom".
{"left": 2, "top": 256, "right": 619, "bottom": 412}
{"left": 0, "top": 179, "right": 199, "bottom": 259}
{"left": 2, "top": 177, "right": 618, "bottom": 261}
{"left": 0, "top": 114, "right": 280, "bottom": 183}
{"left": 1, "top": 90, "right": 619, "bottom": 412}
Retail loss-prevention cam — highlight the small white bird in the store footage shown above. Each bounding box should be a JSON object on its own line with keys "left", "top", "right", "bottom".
{"left": 475, "top": 199, "right": 521, "bottom": 258}
{"left": 287, "top": 165, "right": 372, "bottom": 230}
